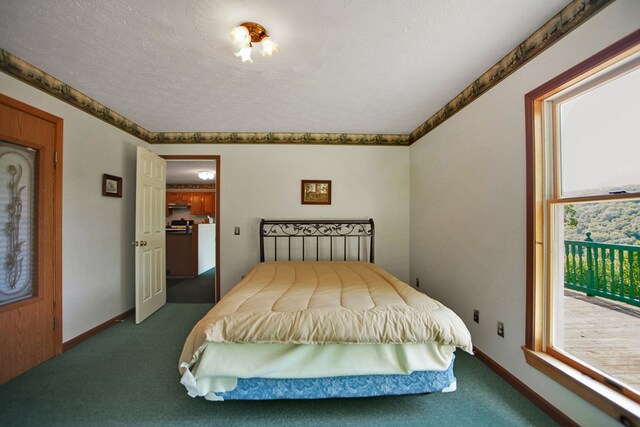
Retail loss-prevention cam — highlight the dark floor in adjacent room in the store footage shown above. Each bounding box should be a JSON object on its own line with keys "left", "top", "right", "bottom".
{"left": 167, "top": 267, "right": 215, "bottom": 303}
{"left": 0, "top": 303, "right": 557, "bottom": 426}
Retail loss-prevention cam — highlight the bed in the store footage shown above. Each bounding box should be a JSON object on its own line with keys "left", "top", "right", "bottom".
{"left": 179, "top": 219, "right": 473, "bottom": 401}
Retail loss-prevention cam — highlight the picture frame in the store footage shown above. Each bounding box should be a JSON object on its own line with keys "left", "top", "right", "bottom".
{"left": 102, "top": 174, "right": 122, "bottom": 198}
{"left": 301, "top": 180, "right": 331, "bottom": 205}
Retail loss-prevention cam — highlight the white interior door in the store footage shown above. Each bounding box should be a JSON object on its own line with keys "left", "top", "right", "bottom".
{"left": 135, "top": 147, "right": 166, "bottom": 323}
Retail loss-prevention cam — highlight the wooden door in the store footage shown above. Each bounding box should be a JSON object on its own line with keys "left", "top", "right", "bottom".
{"left": 135, "top": 147, "right": 166, "bottom": 323}
{"left": 0, "top": 94, "right": 62, "bottom": 383}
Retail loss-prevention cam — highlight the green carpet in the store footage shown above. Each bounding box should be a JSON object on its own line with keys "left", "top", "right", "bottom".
{"left": 167, "top": 268, "right": 216, "bottom": 303}
{"left": 0, "top": 304, "right": 557, "bottom": 426}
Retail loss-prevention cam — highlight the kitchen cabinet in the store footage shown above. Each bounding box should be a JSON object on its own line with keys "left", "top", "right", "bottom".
{"left": 191, "top": 193, "right": 203, "bottom": 214}
{"left": 203, "top": 192, "right": 215, "bottom": 216}
{"left": 166, "top": 192, "right": 177, "bottom": 216}
{"left": 166, "top": 191, "right": 214, "bottom": 216}
{"left": 190, "top": 192, "right": 215, "bottom": 216}
{"left": 166, "top": 232, "right": 196, "bottom": 277}
{"left": 166, "top": 191, "right": 191, "bottom": 205}
{"left": 166, "top": 192, "right": 179, "bottom": 205}
{"left": 166, "top": 191, "right": 191, "bottom": 216}
{"left": 166, "top": 224, "right": 215, "bottom": 278}
{"left": 176, "top": 192, "right": 192, "bottom": 204}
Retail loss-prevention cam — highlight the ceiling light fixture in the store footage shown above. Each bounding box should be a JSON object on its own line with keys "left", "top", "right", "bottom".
{"left": 198, "top": 170, "right": 215, "bottom": 181}
{"left": 230, "top": 22, "right": 278, "bottom": 63}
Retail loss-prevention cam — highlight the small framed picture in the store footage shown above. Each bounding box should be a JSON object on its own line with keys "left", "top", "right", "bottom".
{"left": 301, "top": 180, "right": 331, "bottom": 205}
{"left": 102, "top": 174, "right": 122, "bottom": 198}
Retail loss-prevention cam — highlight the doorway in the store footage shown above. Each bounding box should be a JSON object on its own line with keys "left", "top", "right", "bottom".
{"left": 163, "top": 156, "right": 220, "bottom": 303}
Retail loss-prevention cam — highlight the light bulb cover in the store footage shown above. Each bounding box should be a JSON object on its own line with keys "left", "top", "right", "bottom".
{"left": 261, "top": 37, "right": 278, "bottom": 56}
{"left": 235, "top": 46, "right": 253, "bottom": 63}
{"left": 230, "top": 26, "right": 250, "bottom": 47}
{"left": 198, "top": 170, "right": 215, "bottom": 180}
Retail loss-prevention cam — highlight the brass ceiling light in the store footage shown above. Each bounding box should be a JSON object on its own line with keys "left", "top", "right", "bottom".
{"left": 230, "top": 22, "right": 278, "bottom": 63}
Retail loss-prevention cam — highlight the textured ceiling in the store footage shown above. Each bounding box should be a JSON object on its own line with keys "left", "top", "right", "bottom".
{"left": 0, "top": 0, "right": 567, "bottom": 135}
{"left": 166, "top": 160, "right": 216, "bottom": 184}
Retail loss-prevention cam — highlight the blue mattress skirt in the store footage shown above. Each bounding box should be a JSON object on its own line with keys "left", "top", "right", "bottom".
{"left": 214, "top": 356, "right": 456, "bottom": 401}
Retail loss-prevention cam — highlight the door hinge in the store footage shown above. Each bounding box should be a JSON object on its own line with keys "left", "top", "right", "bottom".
{"left": 54, "top": 151, "right": 58, "bottom": 168}
{"left": 53, "top": 317, "right": 56, "bottom": 331}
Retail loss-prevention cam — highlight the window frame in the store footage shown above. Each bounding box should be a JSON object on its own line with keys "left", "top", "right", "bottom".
{"left": 524, "top": 29, "right": 640, "bottom": 424}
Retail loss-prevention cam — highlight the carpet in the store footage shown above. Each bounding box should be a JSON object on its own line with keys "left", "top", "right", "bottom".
{"left": 0, "top": 304, "right": 557, "bottom": 426}
{"left": 167, "top": 268, "right": 215, "bottom": 303}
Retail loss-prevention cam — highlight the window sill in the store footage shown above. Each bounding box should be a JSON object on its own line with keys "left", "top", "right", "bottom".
{"left": 523, "top": 347, "right": 640, "bottom": 426}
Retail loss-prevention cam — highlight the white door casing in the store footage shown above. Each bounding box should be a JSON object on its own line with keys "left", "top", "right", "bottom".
{"left": 135, "top": 147, "right": 166, "bottom": 323}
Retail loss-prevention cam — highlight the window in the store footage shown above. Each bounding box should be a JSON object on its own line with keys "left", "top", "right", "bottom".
{"left": 525, "top": 31, "right": 640, "bottom": 424}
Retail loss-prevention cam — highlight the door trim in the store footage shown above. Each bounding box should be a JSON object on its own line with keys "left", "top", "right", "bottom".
{"left": 162, "top": 155, "right": 220, "bottom": 303}
{"left": 0, "top": 93, "right": 63, "bottom": 354}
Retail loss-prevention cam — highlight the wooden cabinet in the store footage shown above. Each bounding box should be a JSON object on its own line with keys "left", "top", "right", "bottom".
{"left": 166, "top": 192, "right": 179, "bottom": 205}
{"left": 202, "top": 192, "right": 215, "bottom": 216}
{"left": 166, "top": 192, "right": 191, "bottom": 204}
{"left": 166, "top": 192, "right": 191, "bottom": 216}
{"left": 166, "top": 233, "right": 196, "bottom": 277}
{"left": 166, "top": 192, "right": 178, "bottom": 216}
{"left": 190, "top": 192, "right": 215, "bottom": 216}
{"left": 166, "top": 191, "right": 215, "bottom": 216}
{"left": 191, "top": 193, "right": 204, "bottom": 214}
{"left": 176, "top": 192, "right": 191, "bottom": 204}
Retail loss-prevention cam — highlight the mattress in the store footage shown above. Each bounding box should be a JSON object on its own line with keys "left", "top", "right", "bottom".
{"left": 188, "top": 358, "right": 457, "bottom": 401}
{"left": 180, "top": 341, "right": 456, "bottom": 399}
{"left": 179, "top": 261, "right": 473, "bottom": 400}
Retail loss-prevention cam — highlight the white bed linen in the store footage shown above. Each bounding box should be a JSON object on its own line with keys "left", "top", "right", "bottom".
{"left": 181, "top": 341, "right": 455, "bottom": 397}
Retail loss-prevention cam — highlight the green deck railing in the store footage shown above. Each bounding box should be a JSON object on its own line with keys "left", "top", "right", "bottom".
{"left": 565, "top": 233, "right": 640, "bottom": 307}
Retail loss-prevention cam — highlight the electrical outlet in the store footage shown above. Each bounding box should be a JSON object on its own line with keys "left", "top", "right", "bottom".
{"left": 473, "top": 309, "right": 479, "bottom": 323}
{"left": 415, "top": 278, "right": 420, "bottom": 288}
{"left": 234, "top": 226, "right": 240, "bottom": 235}
{"left": 497, "top": 321, "right": 505, "bottom": 337}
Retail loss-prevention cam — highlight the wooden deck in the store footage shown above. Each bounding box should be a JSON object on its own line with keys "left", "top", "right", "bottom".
{"left": 562, "top": 289, "right": 640, "bottom": 391}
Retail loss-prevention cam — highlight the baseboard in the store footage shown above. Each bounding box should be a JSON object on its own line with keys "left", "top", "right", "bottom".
{"left": 62, "top": 308, "right": 135, "bottom": 352}
{"left": 473, "top": 346, "right": 578, "bottom": 427}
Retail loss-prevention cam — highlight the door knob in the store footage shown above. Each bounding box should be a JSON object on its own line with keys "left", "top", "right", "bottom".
{"left": 132, "top": 241, "right": 139, "bottom": 246}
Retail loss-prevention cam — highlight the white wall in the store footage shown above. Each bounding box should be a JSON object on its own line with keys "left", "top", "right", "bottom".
{"left": 409, "top": 1, "right": 640, "bottom": 425}
{"left": 0, "top": 73, "right": 150, "bottom": 341}
{"left": 153, "top": 144, "right": 410, "bottom": 296}
{"left": 0, "top": 72, "right": 410, "bottom": 340}
{"left": 3, "top": 2, "right": 632, "bottom": 420}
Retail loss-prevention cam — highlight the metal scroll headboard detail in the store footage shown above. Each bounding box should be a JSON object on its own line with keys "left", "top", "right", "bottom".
{"left": 259, "top": 219, "right": 375, "bottom": 263}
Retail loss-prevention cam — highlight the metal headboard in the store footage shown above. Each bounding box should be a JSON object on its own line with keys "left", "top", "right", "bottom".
{"left": 259, "top": 219, "right": 375, "bottom": 263}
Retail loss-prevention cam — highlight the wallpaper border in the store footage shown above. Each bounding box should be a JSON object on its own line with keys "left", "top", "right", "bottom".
{"left": 0, "top": 0, "right": 612, "bottom": 146}
{"left": 167, "top": 184, "right": 215, "bottom": 190}
{"left": 0, "top": 49, "right": 151, "bottom": 141}
{"left": 149, "top": 131, "right": 410, "bottom": 146}
{"left": 0, "top": 49, "right": 409, "bottom": 146}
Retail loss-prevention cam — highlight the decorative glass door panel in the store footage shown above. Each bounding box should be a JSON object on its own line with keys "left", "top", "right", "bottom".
{"left": 0, "top": 140, "right": 36, "bottom": 307}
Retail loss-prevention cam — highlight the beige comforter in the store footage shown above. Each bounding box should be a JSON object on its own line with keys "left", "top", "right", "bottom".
{"left": 180, "top": 261, "right": 472, "bottom": 369}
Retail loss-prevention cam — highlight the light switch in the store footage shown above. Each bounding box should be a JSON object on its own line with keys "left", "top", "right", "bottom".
{"left": 234, "top": 227, "right": 240, "bottom": 235}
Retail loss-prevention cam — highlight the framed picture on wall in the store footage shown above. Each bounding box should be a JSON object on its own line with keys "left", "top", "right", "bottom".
{"left": 102, "top": 173, "right": 122, "bottom": 198}
{"left": 301, "top": 180, "right": 331, "bottom": 205}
